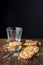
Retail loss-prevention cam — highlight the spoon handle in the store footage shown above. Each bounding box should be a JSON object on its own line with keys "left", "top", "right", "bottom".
{"left": 3, "top": 51, "right": 15, "bottom": 59}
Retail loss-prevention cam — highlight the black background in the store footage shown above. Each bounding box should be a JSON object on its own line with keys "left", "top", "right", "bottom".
{"left": 1, "top": 0, "right": 43, "bottom": 38}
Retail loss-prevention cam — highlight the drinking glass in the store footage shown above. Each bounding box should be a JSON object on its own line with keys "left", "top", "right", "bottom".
{"left": 6, "top": 27, "right": 23, "bottom": 42}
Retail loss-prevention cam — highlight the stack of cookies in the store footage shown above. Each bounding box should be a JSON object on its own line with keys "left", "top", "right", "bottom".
{"left": 19, "top": 40, "right": 41, "bottom": 59}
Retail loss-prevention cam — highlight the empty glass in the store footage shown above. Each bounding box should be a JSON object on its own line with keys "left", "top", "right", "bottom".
{"left": 6, "top": 27, "right": 23, "bottom": 42}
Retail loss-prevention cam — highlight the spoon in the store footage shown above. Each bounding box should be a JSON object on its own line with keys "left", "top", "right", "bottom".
{"left": 3, "top": 46, "right": 22, "bottom": 59}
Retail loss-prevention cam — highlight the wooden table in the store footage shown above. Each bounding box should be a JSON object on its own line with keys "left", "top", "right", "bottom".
{"left": 0, "top": 39, "right": 43, "bottom": 65}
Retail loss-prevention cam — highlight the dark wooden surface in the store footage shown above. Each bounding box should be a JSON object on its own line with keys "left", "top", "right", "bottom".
{"left": 0, "top": 39, "right": 43, "bottom": 65}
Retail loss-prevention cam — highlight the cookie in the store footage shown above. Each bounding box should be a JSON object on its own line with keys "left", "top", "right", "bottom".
{"left": 24, "top": 41, "right": 38, "bottom": 46}
{"left": 19, "top": 46, "right": 39, "bottom": 59}
{"left": 8, "top": 41, "right": 22, "bottom": 48}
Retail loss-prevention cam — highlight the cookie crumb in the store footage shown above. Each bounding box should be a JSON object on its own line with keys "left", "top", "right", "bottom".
{"left": 40, "top": 64, "right": 42, "bottom": 65}
{"left": 39, "top": 42, "right": 42, "bottom": 46}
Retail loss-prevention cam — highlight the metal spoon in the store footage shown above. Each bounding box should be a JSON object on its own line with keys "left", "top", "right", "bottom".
{"left": 3, "top": 46, "right": 22, "bottom": 59}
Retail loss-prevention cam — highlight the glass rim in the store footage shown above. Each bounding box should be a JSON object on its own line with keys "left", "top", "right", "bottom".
{"left": 6, "top": 27, "right": 23, "bottom": 30}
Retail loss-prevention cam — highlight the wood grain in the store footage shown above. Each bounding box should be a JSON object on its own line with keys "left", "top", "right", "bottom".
{"left": 0, "top": 39, "right": 43, "bottom": 65}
